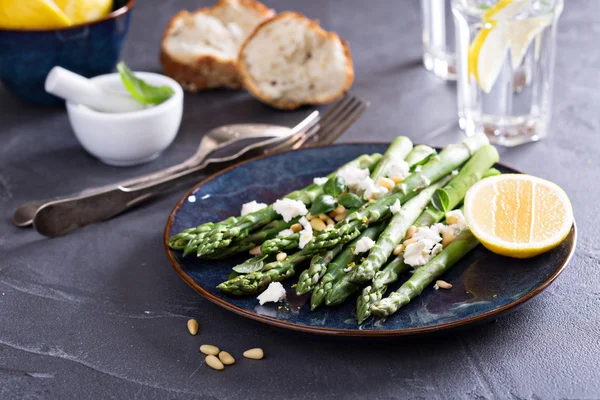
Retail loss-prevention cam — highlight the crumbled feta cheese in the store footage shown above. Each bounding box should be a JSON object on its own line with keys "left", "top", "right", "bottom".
{"left": 336, "top": 165, "right": 370, "bottom": 187}
{"left": 434, "top": 210, "right": 468, "bottom": 236}
{"left": 313, "top": 177, "right": 328, "bottom": 185}
{"left": 403, "top": 226, "right": 443, "bottom": 267}
{"left": 354, "top": 237, "right": 375, "bottom": 254}
{"left": 358, "top": 177, "right": 388, "bottom": 200}
{"left": 387, "top": 160, "right": 410, "bottom": 178}
{"left": 278, "top": 229, "right": 294, "bottom": 238}
{"left": 446, "top": 210, "right": 467, "bottom": 230}
{"left": 421, "top": 176, "right": 431, "bottom": 186}
{"left": 273, "top": 199, "right": 308, "bottom": 222}
{"left": 414, "top": 165, "right": 422, "bottom": 172}
{"left": 241, "top": 200, "right": 267, "bottom": 216}
{"left": 343, "top": 266, "right": 353, "bottom": 272}
{"left": 297, "top": 217, "right": 313, "bottom": 249}
{"left": 451, "top": 169, "right": 459, "bottom": 176}
{"left": 257, "top": 282, "right": 286, "bottom": 305}
{"left": 433, "top": 283, "right": 440, "bottom": 290}
{"left": 390, "top": 199, "right": 402, "bottom": 214}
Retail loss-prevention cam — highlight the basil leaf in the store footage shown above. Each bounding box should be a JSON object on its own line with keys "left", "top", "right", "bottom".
{"left": 232, "top": 255, "right": 267, "bottom": 273}
{"left": 338, "top": 193, "right": 363, "bottom": 209}
{"left": 431, "top": 188, "right": 451, "bottom": 212}
{"left": 117, "top": 61, "right": 174, "bottom": 105}
{"left": 310, "top": 194, "right": 337, "bottom": 216}
{"left": 323, "top": 176, "right": 346, "bottom": 197}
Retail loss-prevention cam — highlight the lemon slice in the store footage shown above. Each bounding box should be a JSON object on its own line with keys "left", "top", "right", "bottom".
{"left": 464, "top": 174, "right": 573, "bottom": 259}
{"left": 54, "top": 0, "right": 113, "bottom": 24}
{"left": 0, "top": 0, "right": 72, "bottom": 29}
{"left": 508, "top": 14, "right": 553, "bottom": 69}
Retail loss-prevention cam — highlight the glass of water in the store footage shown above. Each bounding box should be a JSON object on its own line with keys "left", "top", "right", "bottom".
{"left": 421, "top": 0, "right": 456, "bottom": 80}
{"left": 452, "top": 0, "right": 564, "bottom": 146}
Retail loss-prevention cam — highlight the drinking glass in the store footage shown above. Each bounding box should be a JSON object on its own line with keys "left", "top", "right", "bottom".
{"left": 452, "top": 0, "right": 563, "bottom": 146}
{"left": 421, "top": 0, "right": 456, "bottom": 80}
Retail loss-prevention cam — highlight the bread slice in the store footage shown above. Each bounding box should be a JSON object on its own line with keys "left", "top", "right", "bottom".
{"left": 160, "top": 0, "right": 274, "bottom": 92}
{"left": 238, "top": 12, "right": 354, "bottom": 110}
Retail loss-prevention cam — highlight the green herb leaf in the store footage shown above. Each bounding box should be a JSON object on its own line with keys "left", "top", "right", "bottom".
{"left": 323, "top": 176, "right": 346, "bottom": 197}
{"left": 117, "top": 61, "right": 174, "bottom": 105}
{"left": 431, "top": 188, "right": 451, "bottom": 212}
{"left": 310, "top": 194, "right": 338, "bottom": 216}
{"left": 338, "top": 193, "right": 363, "bottom": 209}
{"left": 232, "top": 256, "right": 267, "bottom": 273}
{"left": 410, "top": 153, "right": 436, "bottom": 172}
{"left": 228, "top": 271, "right": 241, "bottom": 280}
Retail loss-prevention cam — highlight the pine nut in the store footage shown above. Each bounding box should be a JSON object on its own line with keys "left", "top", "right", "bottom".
{"left": 218, "top": 351, "right": 235, "bottom": 365}
{"left": 318, "top": 213, "right": 329, "bottom": 221}
{"left": 310, "top": 218, "right": 327, "bottom": 231}
{"left": 276, "top": 252, "right": 287, "bottom": 262}
{"left": 405, "top": 226, "right": 417, "bottom": 240}
{"left": 327, "top": 222, "right": 335, "bottom": 228}
{"left": 325, "top": 216, "right": 335, "bottom": 226}
{"left": 291, "top": 223, "right": 302, "bottom": 233}
{"left": 249, "top": 245, "right": 262, "bottom": 255}
{"left": 446, "top": 215, "right": 459, "bottom": 225}
{"left": 390, "top": 176, "right": 404, "bottom": 184}
{"left": 436, "top": 280, "right": 452, "bottom": 289}
{"left": 334, "top": 210, "right": 348, "bottom": 222}
{"left": 205, "top": 355, "right": 224, "bottom": 370}
{"left": 306, "top": 212, "right": 315, "bottom": 220}
{"left": 378, "top": 177, "right": 395, "bottom": 190}
{"left": 393, "top": 243, "right": 404, "bottom": 255}
{"left": 442, "top": 231, "right": 455, "bottom": 248}
{"left": 403, "top": 238, "right": 418, "bottom": 246}
{"left": 200, "top": 344, "right": 220, "bottom": 355}
{"left": 333, "top": 205, "right": 346, "bottom": 214}
{"left": 243, "top": 348, "right": 264, "bottom": 360}
{"left": 187, "top": 319, "right": 198, "bottom": 336}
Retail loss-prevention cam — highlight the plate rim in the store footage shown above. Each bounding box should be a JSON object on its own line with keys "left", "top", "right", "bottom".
{"left": 163, "top": 142, "right": 577, "bottom": 337}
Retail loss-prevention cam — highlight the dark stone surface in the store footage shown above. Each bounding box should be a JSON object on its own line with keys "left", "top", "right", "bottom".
{"left": 0, "top": 0, "right": 598, "bottom": 398}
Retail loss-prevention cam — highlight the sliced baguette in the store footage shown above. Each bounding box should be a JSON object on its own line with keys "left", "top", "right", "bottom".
{"left": 160, "top": 0, "right": 274, "bottom": 92}
{"left": 238, "top": 12, "right": 354, "bottom": 110}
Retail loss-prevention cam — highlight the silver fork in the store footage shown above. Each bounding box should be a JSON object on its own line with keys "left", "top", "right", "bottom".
{"left": 32, "top": 94, "right": 370, "bottom": 237}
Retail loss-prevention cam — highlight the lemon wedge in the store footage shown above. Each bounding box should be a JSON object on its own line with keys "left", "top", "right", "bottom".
{"left": 464, "top": 174, "right": 573, "bottom": 259}
{"left": 54, "top": 0, "right": 113, "bottom": 24}
{"left": 468, "top": 0, "right": 552, "bottom": 93}
{"left": 0, "top": 0, "right": 72, "bottom": 29}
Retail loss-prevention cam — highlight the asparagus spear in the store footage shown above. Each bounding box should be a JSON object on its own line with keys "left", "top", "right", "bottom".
{"left": 404, "top": 145, "right": 436, "bottom": 169}
{"left": 195, "top": 153, "right": 382, "bottom": 257}
{"left": 310, "top": 224, "right": 385, "bottom": 310}
{"left": 325, "top": 176, "right": 451, "bottom": 307}
{"left": 301, "top": 134, "right": 489, "bottom": 256}
{"left": 260, "top": 232, "right": 301, "bottom": 255}
{"left": 294, "top": 138, "right": 416, "bottom": 294}
{"left": 348, "top": 175, "right": 453, "bottom": 285}
{"left": 217, "top": 251, "right": 307, "bottom": 296}
{"left": 371, "top": 229, "right": 479, "bottom": 318}
{"left": 355, "top": 154, "right": 499, "bottom": 323}
{"left": 295, "top": 244, "right": 344, "bottom": 295}
{"left": 206, "top": 219, "right": 298, "bottom": 260}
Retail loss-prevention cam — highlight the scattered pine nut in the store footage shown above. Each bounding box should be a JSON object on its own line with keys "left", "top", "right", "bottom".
{"left": 442, "top": 231, "right": 455, "bottom": 248}
{"left": 200, "top": 344, "right": 220, "bottom": 355}
{"left": 446, "top": 215, "right": 459, "bottom": 225}
{"left": 334, "top": 210, "right": 348, "bottom": 222}
{"left": 393, "top": 243, "right": 404, "bottom": 255}
{"left": 205, "top": 355, "right": 224, "bottom": 370}
{"left": 390, "top": 176, "right": 404, "bottom": 184}
{"left": 276, "top": 252, "right": 287, "bottom": 262}
{"left": 403, "top": 238, "right": 418, "bottom": 246}
{"left": 306, "top": 213, "right": 315, "bottom": 220}
{"left": 378, "top": 176, "right": 395, "bottom": 190}
{"left": 310, "top": 218, "right": 327, "bottom": 231}
{"left": 436, "top": 280, "right": 452, "bottom": 289}
{"left": 187, "top": 319, "right": 199, "bottom": 336}
{"left": 327, "top": 222, "right": 335, "bottom": 228}
{"left": 218, "top": 351, "right": 235, "bottom": 365}
{"left": 325, "top": 216, "right": 335, "bottom": 226}
{"left": 291, "top": 223, "right": 302, "bottom": 233}
{"left": 243, "top": 348, "right": 264, "bottom": 360}
{"left": 405, "top": 225, "right": 417, "bottom": 240}
{"left": 318, "top": 213, "right": 329, "bottom": 221}
{"left": 333, "top": 205, "right": 346, "bottom": 215}
{"left": 249, "top": 245, "right": 262, "bottom": 255}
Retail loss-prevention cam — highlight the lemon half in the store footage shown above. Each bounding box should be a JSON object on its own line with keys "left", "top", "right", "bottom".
{"left": 0, "top": 0, "right": 72, "bottom": 29}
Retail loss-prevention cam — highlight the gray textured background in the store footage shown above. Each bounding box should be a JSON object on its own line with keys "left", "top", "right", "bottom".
{"left": 1, "top": 0, "right": 598, "bottom": 399}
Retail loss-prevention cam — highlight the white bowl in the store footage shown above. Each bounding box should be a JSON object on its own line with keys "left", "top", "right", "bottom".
{"left": 66, "top": 72, "right": 183, "bottom": 166}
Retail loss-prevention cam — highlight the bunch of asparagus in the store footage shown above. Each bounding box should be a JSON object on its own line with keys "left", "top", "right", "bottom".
{"left": 169, "top": 133, "right": 500, "bottom": 324}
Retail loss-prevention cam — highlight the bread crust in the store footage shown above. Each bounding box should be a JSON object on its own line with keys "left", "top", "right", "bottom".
{"left": 160, "top": 2, "right": 273, "bottom": 92}
{"left": 238, "top": 11, "right": 354, "bottom": 110}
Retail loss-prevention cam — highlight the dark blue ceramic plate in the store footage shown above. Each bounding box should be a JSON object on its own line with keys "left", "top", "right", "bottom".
{"left": 164, "top": 144, "right": 576, "bottom": 337}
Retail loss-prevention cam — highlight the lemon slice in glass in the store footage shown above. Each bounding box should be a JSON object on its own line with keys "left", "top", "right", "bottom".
{"left": 0, "top": 0, "right": 72, "bottom": 29}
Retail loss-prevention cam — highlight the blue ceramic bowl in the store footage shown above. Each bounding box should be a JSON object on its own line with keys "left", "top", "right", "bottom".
{"left": 0, "top": 0, "right": 134, "bottom": 105}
